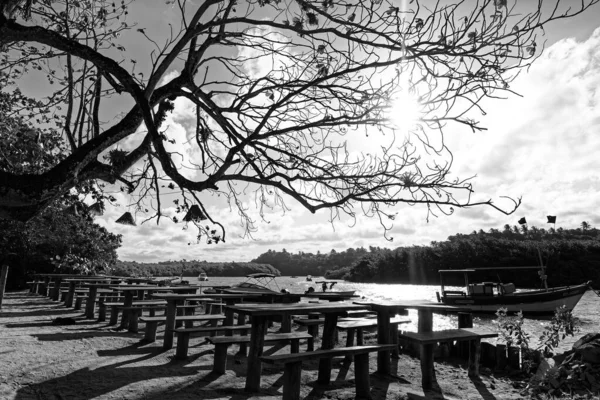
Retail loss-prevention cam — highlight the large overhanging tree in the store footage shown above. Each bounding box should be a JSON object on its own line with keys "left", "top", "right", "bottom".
{"left": 0, "top": 0, "right": 596, "bottom": 242}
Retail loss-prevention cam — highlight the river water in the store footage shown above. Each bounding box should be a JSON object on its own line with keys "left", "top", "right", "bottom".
{"left": 184, "top": 275, "right": 599, "bottom": 352}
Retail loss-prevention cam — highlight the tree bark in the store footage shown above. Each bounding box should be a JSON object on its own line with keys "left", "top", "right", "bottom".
{"left": 0, "top": 264, "right": 9, "bottom": 309}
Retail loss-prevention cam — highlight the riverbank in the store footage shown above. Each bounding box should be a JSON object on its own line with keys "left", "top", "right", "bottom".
{"left": 1, "top": 291, "right": 529, "bottom": 400}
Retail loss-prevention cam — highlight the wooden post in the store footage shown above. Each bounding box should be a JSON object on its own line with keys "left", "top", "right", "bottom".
{"left": 65, "top": 281, "right": 77, "bottom": 308}
{"left": 245, "top": 316, "right": 267, "bottom": 392}
{"left": 0, "top": 265, "right": 8, "bottom": 310}
{"left": 119, "top": 290, "right": 134, "bottom": 330}
{"left": 481, "top": 342, "right": 496, "bottom": 368}
{"left": 354, "top": 353, "right": 371, "bottom": 400}
{"left": 282, "top": 361, "right": 302, "bottom": 400}
{"left": 317, "top": 313, "right": 338, "bottom": 384}
{"left": 419, "top": 309, "right": 435, "bottom": 391}
{"left": 85, "top": 286, "right": 98, "bottom": 319}
{"left": 163, "top": 299, "right": 179, "bottom": 350}
{"left": 468, "top": 339, "right": 481, "bottom": 377}
{"left": 376, "top": 307, "right": 391, "bottom": 374}
{"left": 237, "top": 313, "right": 248, "bottom": 356}
{"left": 508, "top": 345, "right": 520, "bottom": 370}
{"left": 458, "top": 312, "right": 473, "bottom": 359}
{"left": 496, "top": 344, "right": 507, "bottom": 371}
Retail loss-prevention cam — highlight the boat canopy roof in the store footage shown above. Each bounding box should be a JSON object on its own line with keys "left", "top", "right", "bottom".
{"left": 439, "top": 266, "right": 543, "bottom": 274}
{"left": 439, "top": 269, "right": 476, "bottom": 274}
{"left": 315, "top": 280, "right": 337, "bottom": 284}
{"left": 246, "top": 273, "right": 277, "bottom": 278}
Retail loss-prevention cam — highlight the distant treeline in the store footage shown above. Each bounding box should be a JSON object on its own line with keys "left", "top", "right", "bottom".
{"left": 110, "top": 260, "right": 280, "bottom": 277}
{"left": 251, "top": 247, "right": 374, "bottom": 277}
{"left": 255, "top": 225, "right": 600, "bottom": 288}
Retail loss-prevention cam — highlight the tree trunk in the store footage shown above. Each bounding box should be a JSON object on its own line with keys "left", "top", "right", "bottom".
{"left": 0, "top": 264, "right": 9, "bottom": 309}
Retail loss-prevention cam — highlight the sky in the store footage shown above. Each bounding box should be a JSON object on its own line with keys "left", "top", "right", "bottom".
{"left": 83, "top": 1, "right": 600, "bottom": 263}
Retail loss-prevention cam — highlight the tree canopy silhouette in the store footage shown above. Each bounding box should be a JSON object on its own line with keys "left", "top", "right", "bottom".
{"left": 1, "top": 0, "right": 596, "bottom": 242}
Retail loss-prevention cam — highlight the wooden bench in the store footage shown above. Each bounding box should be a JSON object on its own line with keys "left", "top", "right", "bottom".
{"left": 337, "top": 316, "right": 411, "bottom": 359}
{"left": 139, "top": 314, "right": 225, "bottom": 343}
{"left": 195, "top": 331, "right": 313, "bottom": 369}
{"left": 173, "top": 324, "right": 253, "bottom": 358}
{"left": 105, "top": 301, "right": 166, "bottom": 326}
{"left": 398, "top": 328, "right": 498, "bottom": 389}
{"left": 261, "top": 344, "right": 396, "bottom": 400}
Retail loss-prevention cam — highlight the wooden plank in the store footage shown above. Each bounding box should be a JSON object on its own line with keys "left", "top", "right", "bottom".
{"left": 261, "top": 344, "right": 397, "bottom": 364}
{"left": 419, "top": 309, "right": 434, "bottom": 391}
{"left": 140, "top": 315, "right": 225, "bottom": 323}
{"left": 398, "top": 328, "right": 498, "bottom": 345}
{"left": 173, "top": 324, "right": 252, "bottom": 334}
{"left": 337, "top": 316, "right": 410, "bottom": 330}
{"left": 283, "top": 362, "right": 302, "bottom": 400}
{"left": 245, "top": 316, "right": 267, "bottom": 392}
{"left": 207, "top": 332, "right": 312, "bottom": 345}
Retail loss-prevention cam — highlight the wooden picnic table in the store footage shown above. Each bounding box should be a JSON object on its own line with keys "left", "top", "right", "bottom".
{"left": 151, "top": 292, "right": 264, "bottom": 350}
{"left": 352, "top": 300, "right": 470, "bottom": 376}
{"left": 112, "top": 285, "right": 199, "bottom": 330}
{"left": 35, "top": 274, "right": 120, "bottom": 301}
{"left": 63, "top": 277, "right": 122, "bottom": 308}
{"left": 225, "top": 301, "right": 369, "bottom": 393}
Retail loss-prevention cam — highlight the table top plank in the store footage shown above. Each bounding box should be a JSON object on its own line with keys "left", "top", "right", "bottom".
{"left": 226, "top": 301, "right": 368, "bottom": 316}
{"left": 353, "top": 300, "right": 470, "bottom": 313}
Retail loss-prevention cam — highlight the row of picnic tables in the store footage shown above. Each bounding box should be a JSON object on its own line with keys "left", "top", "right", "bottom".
{"left": 33, "top": 273, "right": 490, "bottom": 395}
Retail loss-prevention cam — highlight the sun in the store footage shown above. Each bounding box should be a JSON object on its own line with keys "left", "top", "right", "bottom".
{"left": 387, "top": 89, "right": 423, "bottom": 132}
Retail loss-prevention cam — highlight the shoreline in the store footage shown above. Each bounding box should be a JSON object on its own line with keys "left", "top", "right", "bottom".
{"left": 1, "top": 291, "right": 529, "bottom": 400}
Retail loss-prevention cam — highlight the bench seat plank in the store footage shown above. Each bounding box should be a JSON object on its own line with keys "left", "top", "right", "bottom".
{"left": 399, "top": 328, "right": 497, "bottom": 345}
{"left": 207, "top": 331, "right": 312, "bottom": 345}
{"left": 261, "top": 344, "right": 396, "bottom": 364}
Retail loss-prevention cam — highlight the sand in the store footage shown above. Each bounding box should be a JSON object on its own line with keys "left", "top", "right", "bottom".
{"left": 0, "top": 291, "right": 528, "bottom": 400}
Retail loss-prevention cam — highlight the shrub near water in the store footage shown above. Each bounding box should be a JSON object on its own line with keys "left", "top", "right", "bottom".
{"left": 495, "top": 306, "right": 580, "bottom": 375}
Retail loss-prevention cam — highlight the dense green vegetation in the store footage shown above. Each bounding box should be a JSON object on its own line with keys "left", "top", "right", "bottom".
{"left": 0, "top": 88, "right": 121, "bottom": 289}
{"left": 257, "top": 224, "right": 600, "bottom": 288}
{"left": 110, "top": 260, "right": 280, "bottom": 278}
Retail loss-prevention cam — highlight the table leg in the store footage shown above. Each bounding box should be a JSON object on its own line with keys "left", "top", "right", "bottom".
{"left": 163, "top": 299, "right": 179, "bottom": 350}
{"left": 317, "top": 314, "right": 338, "bottom": 384}
{"left": 376, "top": 307, "right": 391, "bottom": 374}
{"left": 85, "top": 286, "right": 98, "bottom": 319}
{"left": 418, "top": 309, "right": 435, "bottom": 390}
{"left": 65, "top": 281, "right": 77, "bottom": 308}
{"left": 245, "top": 316, "right": 267, "bottom": 392}
{"left": 119, "top": 291, "right": 134, "bottom": 330}
{"left": 51, "top": 277, "right": 62, "bottom": 301}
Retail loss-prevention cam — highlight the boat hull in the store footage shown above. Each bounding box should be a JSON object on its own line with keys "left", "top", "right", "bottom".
{"left": 441, "top": 282, "right": 590, "bottom": 315}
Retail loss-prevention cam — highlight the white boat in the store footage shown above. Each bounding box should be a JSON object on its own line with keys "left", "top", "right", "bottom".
{"left": 198, "top": 272, "right": 208, "bottom": 281}
{"left": 313, "top": 280, "right": 356, "bottom": 297}
{"left": 306, "top": 275, "right": 312, "bottom": 281}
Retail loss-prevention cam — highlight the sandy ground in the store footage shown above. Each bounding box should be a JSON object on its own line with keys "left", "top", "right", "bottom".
{"left": 0, "top": 291, "right": 528, "bottom": 400}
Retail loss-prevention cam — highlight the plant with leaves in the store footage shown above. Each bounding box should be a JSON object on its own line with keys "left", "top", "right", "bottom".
{"left": 1, "top": 0, "right": 598, "bottom": 243}
{"left": 495, "top": 306, "right": 580, "bottom": 373}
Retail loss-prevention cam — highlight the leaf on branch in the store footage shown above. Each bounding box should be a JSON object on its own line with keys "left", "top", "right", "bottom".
{"left": 386, "top": 6, "right": 399, "bottom": 16}
{"left": 348, "top": 13, "right": 356, "bottom": 22}
{"left": 414, "top": 18, "right": 424, "bottom": 31}
{"left": 306, "top": 12, "right": 319, "bottom": 26}
{"left": 494, "top": 0, "right": 507, "bottom": 8}
{"left": 317, "top": 44, "right": 326, "bottom": 54}
{"left": 292, "top": 17, "right": 303, "bottom": 30}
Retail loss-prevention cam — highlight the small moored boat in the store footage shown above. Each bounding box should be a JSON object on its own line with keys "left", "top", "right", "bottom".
{"left": 437, "top": 266, "right": 591, "bottom": 316}
{"left": 198, "top": 272, "right": 208, "bottom": 281}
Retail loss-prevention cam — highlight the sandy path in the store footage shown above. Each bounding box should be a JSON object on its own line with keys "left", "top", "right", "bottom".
{"left": 0, "top": 291, "right": 525, "bottom": 400}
